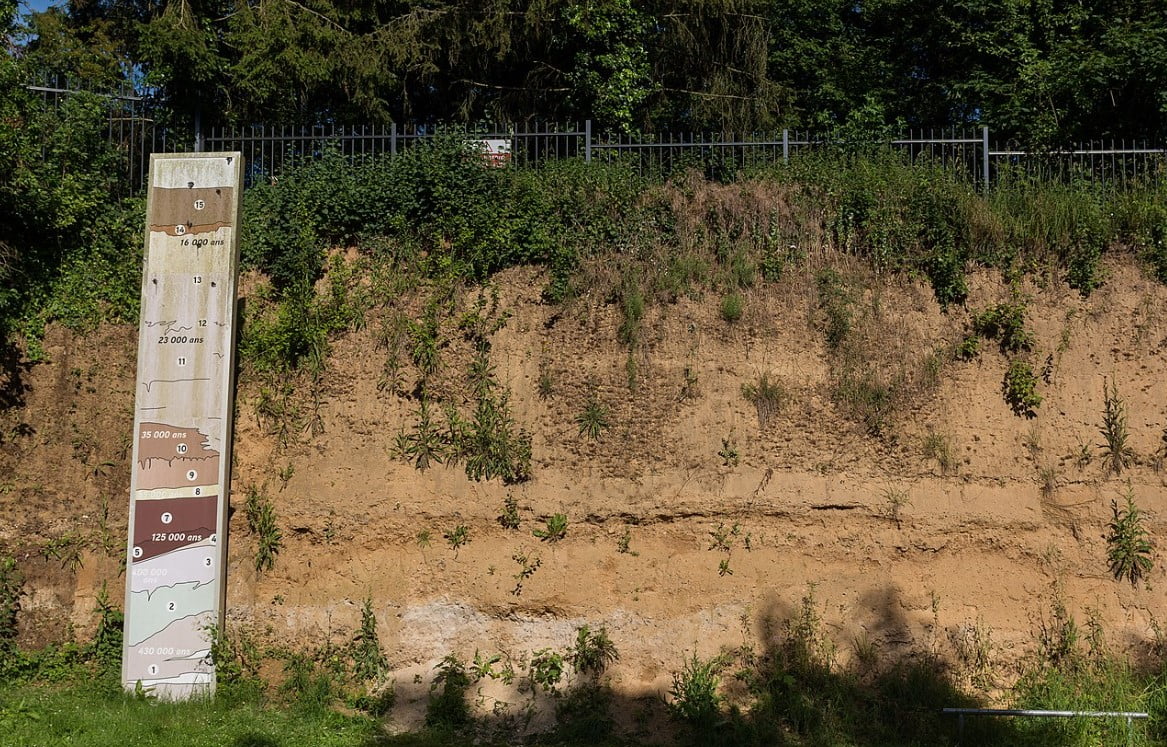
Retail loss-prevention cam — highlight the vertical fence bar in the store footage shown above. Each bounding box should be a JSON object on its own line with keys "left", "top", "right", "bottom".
{"left": 585, "top": 119, "right": 592, "bottom": 163}
{"left": 982, "top": 126, "right": 990, "bottom": 192}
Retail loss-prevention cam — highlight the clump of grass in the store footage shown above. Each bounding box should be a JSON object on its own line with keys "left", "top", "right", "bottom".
{"left": 1099, "top": 377, "right": 1134, "bottom": 476}
{"left": 720, "top": 292, "right": 744, "bottom": 323}
{"left": 576, "top": 391, "right": 610, "bottom": 441}
{"left": 921, "top": 430, "right": 956, "bottom": 474}
{"left": 443, "top": 524, "right": 470, "bottom": 557}
{"left": 742, "top": 373, "right": 785, "bottom": 429}
{"left": 882, "top": 487, "right": 911, "bottom": 529}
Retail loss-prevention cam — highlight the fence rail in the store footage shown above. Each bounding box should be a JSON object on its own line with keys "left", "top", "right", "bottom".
{"left": 24, "top": 81, "right": 1167, "bottom": 192}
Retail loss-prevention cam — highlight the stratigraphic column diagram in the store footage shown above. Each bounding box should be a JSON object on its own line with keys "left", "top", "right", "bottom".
{"left": 123, "top": 153, "right": 242, "bottom": 700}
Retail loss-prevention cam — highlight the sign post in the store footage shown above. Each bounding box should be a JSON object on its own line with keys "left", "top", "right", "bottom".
{"left": 122, "top": 153, "right": 242, "bottom": 699}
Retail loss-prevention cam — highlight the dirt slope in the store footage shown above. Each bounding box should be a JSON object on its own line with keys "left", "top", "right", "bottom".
{"left": 2, "top": 258, "right": 1165, "bottom": 729}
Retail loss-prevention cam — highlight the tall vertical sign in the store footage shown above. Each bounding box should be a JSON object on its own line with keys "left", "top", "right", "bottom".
{"left": 123, "top": 153, "right": 242, "bottom": 699}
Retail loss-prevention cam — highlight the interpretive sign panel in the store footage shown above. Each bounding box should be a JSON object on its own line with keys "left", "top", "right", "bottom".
{"left": 122, "top": 153, "right": 242, "bottom": 699}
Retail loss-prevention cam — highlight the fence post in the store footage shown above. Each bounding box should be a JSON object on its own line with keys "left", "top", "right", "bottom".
{"left": 783, "top": 129, "right": 789, "bottom": 164}
{"left": 585, "top": 119, "right": 592, "bottom": 163}
{"left": 982, "top": 125, "right": 989, "bottom": 193}
{"left": 391, "top": 122, "right": 397, "bottom": 157}
{"left": 194, "top": 108, "right": 203, "bottom": 153}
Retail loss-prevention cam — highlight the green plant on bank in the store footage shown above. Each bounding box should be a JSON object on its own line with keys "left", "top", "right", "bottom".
{"left": 529, "top": 649, "right": 566, "bottom": 693}
{"left": 815, "top": 267, "right": 854, "bottom": 352}
{"left": 41, "top": 533, "right": 84, "bottom": 572}
{"left": 719, "top": 291, "right": 744, "bottom": 323}
{"left": 971, "top": 301, "right": 1035, "bottom": 355}
{"left": 350, "top": 598, "right": 387, "bottom": 683}
{"left": 460, "top": 350, "right": 533, "bottom": 484}
{"left": 533, "top": 514, "right": 568, "bottom": 543}
{"left": 415, "top": 529, "right": 432, "bottom": 549}
{"left": 443, "top": 525, "right": 470, "bottom": 557}
{"left": 244, "top": 485, "right": 282, "bottom": 573}
{"left": 882, "top": 487, "right": 911, "bottom": 529}
{"left": 718, "top": 436, "right": 740, "bottom": 466}
{"left": 1, "top": 556, "right": 22, "bottom": 661}
{"left": 616, "top": 527, "right": 637, "bottom": 555}
{"left": 922, "top": 429, "right": 956, "bottom": 473}
{"left": 425, "top": 653, "right": 472, "bottom": 729}
{"left": 1099, "top": 377, "right": 1134, "bottom": 476}
{"left": 708, "top": 522, "right": 741, "bottom": 553}
{"left": 409, "top": 298, "right": 443, "bottom": 387}
{"left": 718, "top": 558, "right": 733, "bottom": 576}
{"left": 1107, "top": 489, "right": 1153, "bottom": 587}
{"left": 511, "top": 549, "right": 542, "bottom": 596}
{"left": 497, "top": 495, "right": 521, "bottom": 530}
{"left": 742, "top": 373, "right": 785, "bottom": 430}
{"left": 568, "top": 625, "right": 619, "bottom": 677}
{"left": 575, "top": 391, "right": 610, "bottom": 441}
{"left": 1003, "top": 359, "right": 1042, "bottom": 418}
{"left": 395, "top": 398, "right": 445, "bottom": 471}
{"left": 668, "top": 652, "right": 725, "bottom": 728}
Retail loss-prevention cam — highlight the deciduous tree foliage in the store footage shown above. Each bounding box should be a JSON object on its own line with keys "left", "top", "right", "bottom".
{"left": 8, "top": 0, "right": 1167, "bottom": 142}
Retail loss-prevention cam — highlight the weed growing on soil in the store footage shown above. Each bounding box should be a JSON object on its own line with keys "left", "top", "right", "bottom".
{"left": 1003, "top": 359, "right": 1042, "bottom": 418}
{"left": 497, "top": 495, "right": 521, "bottom": 530}
{"left": 350, "top": 598, "right": 387, "bottom": 682}
{"left": 408, "top": 299, "right": 442, "bottom": 387}
{"left": 922, "top": 429, "right": 956, "bottom": 473}
{"left": 569, "top": 626, "right": 618, "bottom": 677}
{"left": 668, "top": 652, "right": 725, "bottom": 728}
{"left": 882, "top": 487, "right": 911, "bottom": 529}
{"left": 742, "top": 373, "right": 785, "bottom": 429}
{"left": 816, "top": 267, "right": 853, "bottom": 351}
{"left": 718, "top": 436, "right": 740, "bottom": 466}
{"left": 718, "top": 558, "right": 733, "bottom": 576}
{"left": 1099, "top": 377, "right": 1134, "bottom": 475}
{"left": 511, "top": 549, "right": 542, "bottom": 595}
{"left": 679, "top": 365, "right": 699, "bottom": 401}
{"left": 395, "top": 398, "right": 445, "bottom": 471}
{"left": 575, "top": 391, "right": 610, "bottom": 441}
{"left": 1107, "top": 489, "right": 1154, "bottom": 587}
{"left": 530, "top": 649, "right": 566, "bottom": 692}
{"left": 426, "top": 653, "right": 472, "bottom": 728}
{"left": 42, "top": 533, "right": 84, "bottom": 571}
{"left": 533, "top": 514, "right": 568, "bottom": 542}
{"left": 0, "top": 556, "right": 22, "bottom": 661}
{"left": 1039, "top": 464, "right": 1060, "bottom": 498}
{"left": 616, "top": 527, "right": 637, "bottom": 555}
{"left": 971, "top": 301, "right": 1035, "bottom": 355}
{"left": 443, "top": 525, "right": 470, "bottom": 557}
{"left": 537, "top": 362, "right": 554, "bottom": 400}
{"left": 720, "top": 291, "right": 744, "bottom": 323}
{"left": 245, "top": 486, "right": 282, "bottom": 573}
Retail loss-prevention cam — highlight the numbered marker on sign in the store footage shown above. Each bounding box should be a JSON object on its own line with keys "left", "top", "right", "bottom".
{"left": 175, "top": 224, "right": 186, "bottom": 235}
{"left": 148, "top": 664, "right": 158, "bottom": 675}
{"left": 204, "top": 557, "right": 213, "bottom": 567}
{"left": 186, "top": 470, "right": 197, "bottom": 481}
{"left": 132, "top": 546, "right": 143, "bottom": 559}
{"left": 160, "top": 512, "right": 173, "bottom": 525}
{"left": 176, "top": 357, "right": 187, "bottom": 366}
{"left": 193, "top": 199, "right": 206, "bottom": 210}
{"left": 176, "top": 443, "right": 188, "bottom": 454}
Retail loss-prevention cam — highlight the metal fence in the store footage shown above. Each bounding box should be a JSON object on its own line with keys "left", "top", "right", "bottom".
{"left": 196, "top": 121, "right": 1167, "bottom": 191}
{"left": 22, "top": 79, "right": 1167, "bottom": 192}
{"left": 26, "top": 74, "right": 188, "bottom": 195}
